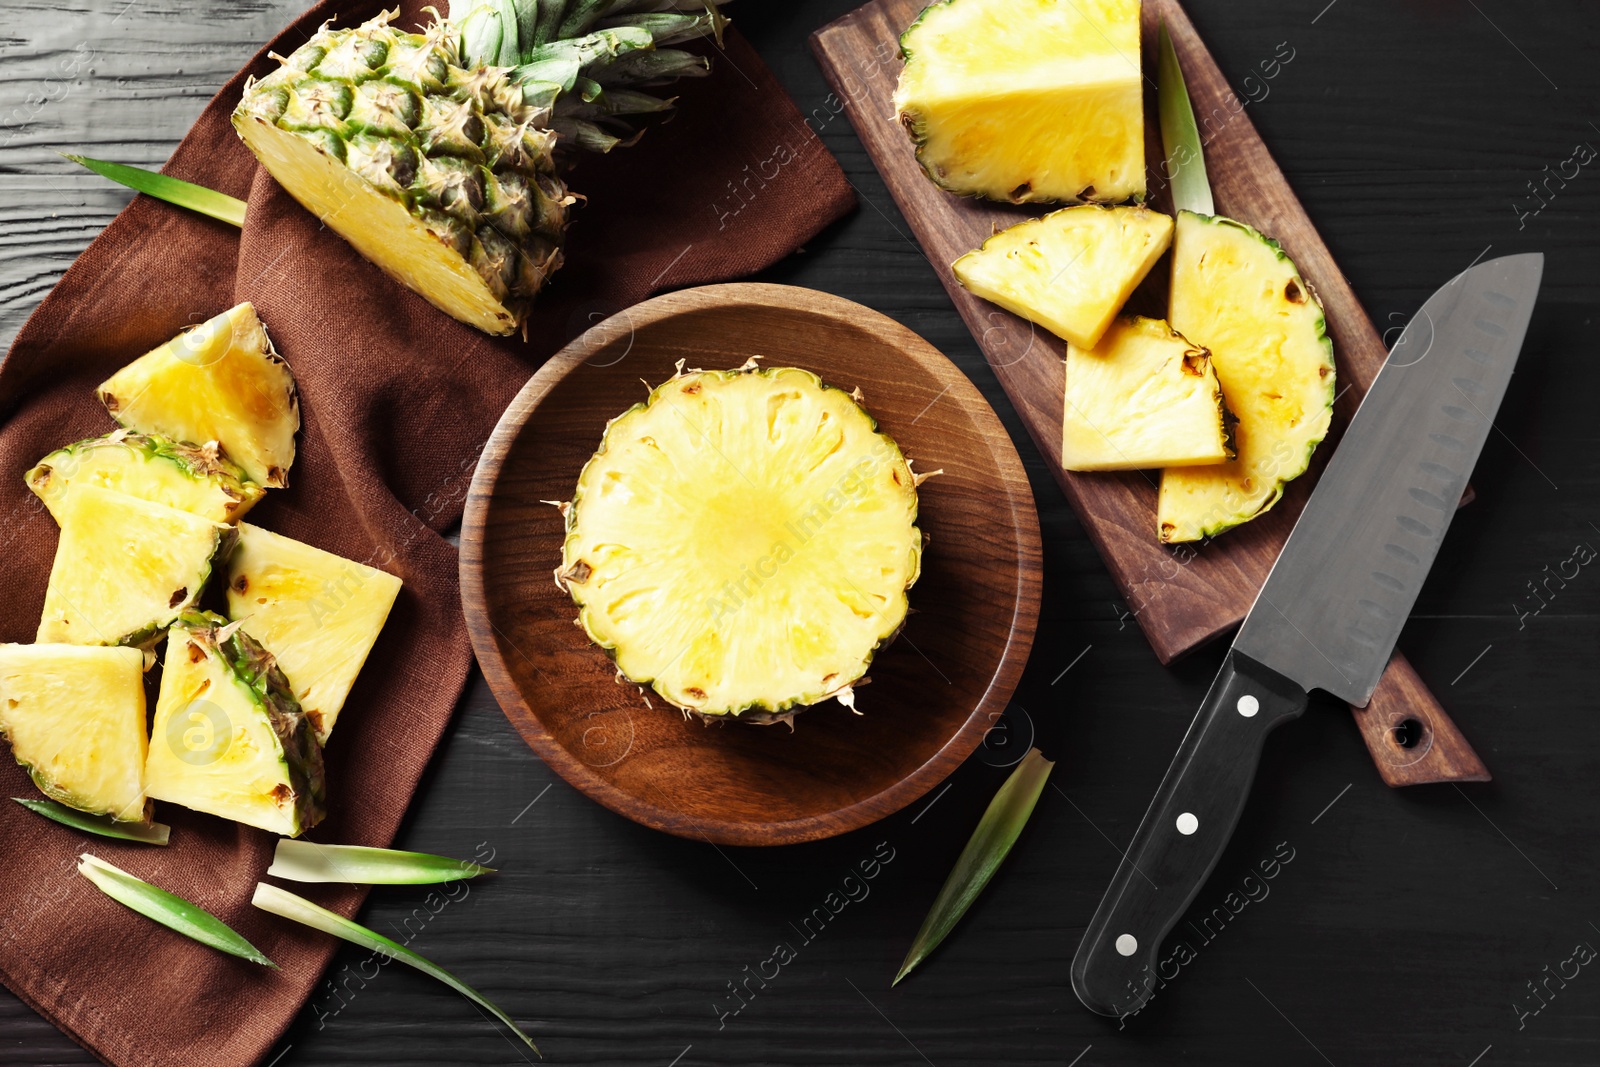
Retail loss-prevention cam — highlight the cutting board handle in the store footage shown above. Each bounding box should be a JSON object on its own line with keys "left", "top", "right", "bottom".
{"left": 1349, "top": 652, "right": 1490, "bottom": 786}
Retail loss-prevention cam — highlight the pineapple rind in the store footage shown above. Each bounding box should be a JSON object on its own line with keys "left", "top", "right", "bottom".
{"left": 1062, "top": 315, "right": 1231, "bottom": 471}
{"left": 0, "top": 644, "right": 150, "bottom": 823}
{"left": 232, "top": 11, "right": 572, "bottom": 336}
{"left": 144, "top": 611, "right": 325, "bottom": 837}
{"left": 27, "top": 431, "right": 264, "bottom": 525}
{"left": 1158, "top": 211, "right": 1336, "bottom": 542}
{"left": 36, "top": 485, "right": 237, "bottom": 649}
{"left": 559, "top": 364, "right": 923, "bottom": 721}
{"left": 225, "top": 524, "right": 403, "bottom": 745}
{"left": 894, "top": 0, "right": 1146, "bottom": 205}
{"left": 953, "top": 205, "right": 1173, "bottom": 349}
{"left": 97, "top": 302, "right": 300, "bottom": 488}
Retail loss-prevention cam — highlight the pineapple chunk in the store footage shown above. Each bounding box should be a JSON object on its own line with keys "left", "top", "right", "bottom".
{"left": 97, "top": 302, "right": 299, "bottom": 487}
{"left": 559, "top": 365, "right": 923, "bottom": 722}
{"left": 28, "top": 431, "right": 263, "bottom": 525}
{"left": 37, "top": 485, "right": 235, "bottom": 648}
{"left": 0, "top": 644, "right": 149, "bottom": 822}
{"left": 144, "top": 612, "right": 324, "bottom": 837}
{"left": 1063, "top": 316, "right": 1230, "bottom": 471}
{"left": 225, "top": 524, "right": 402, "bottom": 744}
{"left": 954, "top": 205, "right": 1173, "bottom": 349}
{"left": 894, "top": 0, "right": 1145, "bottom": 204}
{"left": 1158, "top": 212, "right": 1336, "bottom": 542}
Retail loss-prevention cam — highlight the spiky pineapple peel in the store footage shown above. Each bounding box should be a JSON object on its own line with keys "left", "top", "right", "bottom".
{"left": 556, "top": 358, "right": 937, "bottom": 725}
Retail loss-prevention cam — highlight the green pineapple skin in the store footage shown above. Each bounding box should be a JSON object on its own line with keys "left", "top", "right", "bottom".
{"left": 233, "top": 13, "right": 572, "bottom": 323}
{"left": 178, "top": 610, "right": 327, "bottom": 835}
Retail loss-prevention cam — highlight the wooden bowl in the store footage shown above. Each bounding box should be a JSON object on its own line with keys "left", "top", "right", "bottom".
{"left": 461, "top": 284, "right": 1042, "bottom": 846}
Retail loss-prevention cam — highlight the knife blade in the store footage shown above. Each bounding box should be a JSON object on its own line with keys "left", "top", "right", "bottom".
{"left": 1070, "top": 252, "right": 1544, "bottom": 1018}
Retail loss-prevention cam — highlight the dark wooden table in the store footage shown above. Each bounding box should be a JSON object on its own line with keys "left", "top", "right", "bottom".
{"left": 3, "top": 2, "right": 1598, "bottom": 1064}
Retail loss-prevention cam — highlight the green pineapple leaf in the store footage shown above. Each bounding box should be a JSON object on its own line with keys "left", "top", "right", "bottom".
{"left": 267, "top": 840, "right": 495, "bottom": 884}
{"left": 65, "top": 155, "right": 247, "bottom": 228}
{"left": 253, "top": 882, "right": 538, "bottom": 1052}
{"left": 14, "top": 798, "right": 170, "bottom": 845}
{"left": 78, "top": 854, "right": 274, "bottom": 966}
{"left": 1156, "top": 20, "right": 1214, "bottom": 217}
{"left": 894, "top": 748, "right": 1055, "bottom": 985}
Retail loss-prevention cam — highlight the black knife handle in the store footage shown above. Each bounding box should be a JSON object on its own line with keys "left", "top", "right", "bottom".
{"left": 1071, "top": 649, "right": 1309, "bottom": 1018}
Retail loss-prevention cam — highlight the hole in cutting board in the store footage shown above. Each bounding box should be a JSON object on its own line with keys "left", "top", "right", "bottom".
{"left": 1391, "top": 717, "right": 1425, "bottom": 749}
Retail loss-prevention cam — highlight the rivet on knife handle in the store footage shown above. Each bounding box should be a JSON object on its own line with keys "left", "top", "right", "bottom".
{"left": 1070, "top": 650, "right": 1307, "bottom": 1017}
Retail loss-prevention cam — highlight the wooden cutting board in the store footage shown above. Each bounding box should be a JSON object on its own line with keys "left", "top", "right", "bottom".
{"left": 810, "top": 0, "right": 1490, "bottom": 785}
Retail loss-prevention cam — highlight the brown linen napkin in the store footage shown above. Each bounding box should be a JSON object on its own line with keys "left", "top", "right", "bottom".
{"left": 0, "top": 3, "right": 854, "bottom": 1064}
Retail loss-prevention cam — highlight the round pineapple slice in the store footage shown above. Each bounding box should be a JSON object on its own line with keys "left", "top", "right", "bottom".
{"left": 558, "top": 364, "right": 924, "bottom": 723}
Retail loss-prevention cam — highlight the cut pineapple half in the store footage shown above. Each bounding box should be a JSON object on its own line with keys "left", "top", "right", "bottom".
{"left": 28, "top": 431, "right": 263, "bottom": 525}
{"left": 1158, "top": 212, "right": 1336, "bottom": 542}
{"left": 144, "top": 611, "right": 325, "bottom": 837}
{"left": 233, "top": 115, "right": 554, "bottom": 338}
{"left": 1063, "top": 316, "right": 1230, "bottom": 471}
{"left": 558, "top": 365, "right": 924, "bottom": 722}
{"left": 97, "top": 302, "right": 299, "bottom": 488}
{"left": 953, "top": 205, "right": 1173, "bottom": 349}
{"left": 231, "top": 11, "right": 574, "bottom": 337}
{"left": 37, "top": 485, "right": 236, "bottom": 648}
{"left": 0, "top": 644, "right": 149, "bottom": 822}
{"left": 226, "top": 523, "right": 402, "bottom": 744}
{"left": 894, "top": 0, "right": 1145, "bottom": 204}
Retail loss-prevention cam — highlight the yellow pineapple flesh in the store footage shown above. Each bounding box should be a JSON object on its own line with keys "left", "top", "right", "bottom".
{"left": 0, "top": 643, "right": 149, "bottom": 822}
{"left": 558, "top": 365, "right": 923, "bottom": 722}
{"left": 1063, "top": 315, "right": 1231, "bottom": 471}
{"left": 1158, "top": 212, "right": 1336, "bottom": 542}
{"left": 36, "top": 485, "right": 235, "bottom": 648}
{"left": 894, "top": 0, "right": 1145, "bottom": 204}
{"left": 97, "top": 302, "right": 299, "bottom": 488}
{"left": 953, "top": 205, "right": 1172, "bottom": 349}
{"left": 225, "top": 524, "right": 402, "bottom": 744}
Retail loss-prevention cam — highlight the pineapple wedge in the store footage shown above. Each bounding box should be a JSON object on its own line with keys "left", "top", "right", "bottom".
{"left": 27, "top": 431, "right": 263, "bottom": 525}
{"left": 97, "top": 303, "right": 299, "bottom": 488}
{"left": 1063, "top": 316, "right": 1230, "bottom": 471}
{"left": 953, "top": 205, "right": 1173, "bottom": 349}
{"left": 894, "top": 0, "right": 1145, "bottom": 204}
{"left": 225, "top": 524, "right": 402, "bottom": 744}
{"left": 1158, "top": 212, "right": 1336, "bottom": 542}
{"left": 0, "top": 644, "right": 149, "bottom": 822}
{"left": 37, "top": 485, "right": 236, "bottom": 648}
{"left": 559, "top": 365, "right": 923, "bottom": 722}
{"left": 144, "top": 611, "right": 325, "bottom": 837}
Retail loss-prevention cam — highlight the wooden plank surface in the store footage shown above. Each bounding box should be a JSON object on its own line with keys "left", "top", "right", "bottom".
{"left": 3, "top": 2, "right": 1599, "bottom": 1066}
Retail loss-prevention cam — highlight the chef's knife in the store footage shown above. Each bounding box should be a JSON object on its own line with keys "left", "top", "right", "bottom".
{"left": 1070, "top": 252, "right": 1543, "bottom": 1018}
